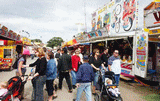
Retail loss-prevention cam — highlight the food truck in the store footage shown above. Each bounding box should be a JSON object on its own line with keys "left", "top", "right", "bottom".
{"left": 0, "top": 25, "right": 21, "bottom": 70}
{"left": 75, "top": 0, "right": 160, "bottom": 83}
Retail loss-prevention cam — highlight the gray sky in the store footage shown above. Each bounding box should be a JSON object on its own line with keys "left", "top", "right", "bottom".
{"left": 0, "top": 0, "right": 152, "bottom": 43}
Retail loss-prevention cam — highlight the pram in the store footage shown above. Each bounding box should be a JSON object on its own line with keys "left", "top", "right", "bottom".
{"left": 0, "top": 75, "right": 29, "bottom": 101}
{"left": 94, "top": 71, "right": 123, "bottom": 101}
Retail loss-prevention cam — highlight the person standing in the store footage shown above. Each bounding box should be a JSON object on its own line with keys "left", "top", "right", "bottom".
{"left": 108, "top": 50, "right": 121, "bottom": 85}
{"left": 89, "top": 49, "right": 107, "bottom": 94}
{"left": 28, "top": 48, "right": 47, "bottom": 101}
{"left": 78, "top": 48, "right": 83, "bottom": 63}
{"left": 57, "top": 48, "right": 72, "bottom": 93}
{"left": 16, "top": 49, "right": 30, "bottom": 100}
{"left": 46, "top": 51, "right": 57, "bottom": 101}
{"left": 71, "top": 49, "right": 81, "bottom": 89}
{"left": 75, "top": 55, "right": 94, "bottom": 101}
{"left": 100, "top": 48, "right": 110, "bottom": 81}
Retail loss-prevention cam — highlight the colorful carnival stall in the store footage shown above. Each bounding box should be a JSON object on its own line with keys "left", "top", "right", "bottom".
{"left": 0, "top": 25, "right": 31, "bottom": 70}
{"left": 75, "top": 0, "right": 160, "bottom": 83}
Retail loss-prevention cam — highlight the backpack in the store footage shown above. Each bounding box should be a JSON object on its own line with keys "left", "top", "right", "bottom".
{"left": 12, "top": 56, "right": 21, "bottom": 69}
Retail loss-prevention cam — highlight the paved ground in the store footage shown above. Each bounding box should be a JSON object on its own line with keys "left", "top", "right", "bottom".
{"left": 0, "top": 57, "right": 159, "bottom": 101}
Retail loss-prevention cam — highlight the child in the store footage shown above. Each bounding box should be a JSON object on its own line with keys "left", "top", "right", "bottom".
{"left": 75, "top": 55, "right": 94, "bottom": 101}
{"left": 0, "top": 82, "right": 8, "bottom": 97}
{"left": 105, "top": 78, "right": 120, "bottom": 97}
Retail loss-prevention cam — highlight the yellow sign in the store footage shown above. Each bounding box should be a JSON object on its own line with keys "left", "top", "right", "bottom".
{"left": 149, "top": 29, "right": 160, "bottom": 35}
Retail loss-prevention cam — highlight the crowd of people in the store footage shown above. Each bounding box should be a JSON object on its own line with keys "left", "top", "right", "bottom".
{"left": 0, "top": 46, "right": 122, "bottom": 101}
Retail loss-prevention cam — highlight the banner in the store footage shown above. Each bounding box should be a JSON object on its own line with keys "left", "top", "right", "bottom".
{"left": 91, "top": 0, "right": 137, "bottom": 36}
{"left": 135, "top": 31, "right": 148, "bottom": 78}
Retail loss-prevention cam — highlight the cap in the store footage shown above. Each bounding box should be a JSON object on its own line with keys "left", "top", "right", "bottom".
{"left": 83, "top": 55, "right": 89, "bottom": 60}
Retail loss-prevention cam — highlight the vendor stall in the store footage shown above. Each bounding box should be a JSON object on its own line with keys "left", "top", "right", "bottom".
{"left": 75, "top": 0, "right": 160, "bottom": 82}
{"left": 0, "top": 26, "right": 18, "bottom": 70}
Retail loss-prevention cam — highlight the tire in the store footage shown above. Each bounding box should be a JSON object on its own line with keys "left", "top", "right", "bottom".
{"left": 115, "top": 22, "right": 120, "bottom": 33}
{"left": 115, "top": 4, "right": 122, "bottom": 15}
{"left": 94, "top": 93, "right": 99, "bottom": 101}
{"left": 123, "top": 17, "right": 133, "bottom": 31}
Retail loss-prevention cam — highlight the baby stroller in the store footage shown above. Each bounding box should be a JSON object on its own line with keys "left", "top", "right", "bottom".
{"left": 94, "top": 71, "right": 123, "bottom": 101}
{"left": 0, "top": 76, "right": 28, "bottom": 101}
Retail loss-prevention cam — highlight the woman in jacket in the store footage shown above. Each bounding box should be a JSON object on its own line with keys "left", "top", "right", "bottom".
{"left": 46, "top": 51, "right": 57, "bottom": 101}
{"left": 71, "top": 49, "right": 81, "bottom": 89}
{"left": 28, "top": 48, "right": 47, "bottom": 101}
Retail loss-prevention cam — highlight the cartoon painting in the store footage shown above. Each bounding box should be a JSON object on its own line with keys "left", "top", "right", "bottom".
{"left": 91, "top": 18, "right": 96, "bottom": 31}
{"left": 111, "top": 4, "right": 122, "bottom": 33}
{"left": 103, "top": 13, "right": 111, "bottom": 33}
{"left": 136, "top": 34, "right": 147, "bottom": 71}
{"left": 122, "top": 0, "right": 136, "bottom": 31}
{"left": 97, "top": 15, "right": 102, "bottom": 30}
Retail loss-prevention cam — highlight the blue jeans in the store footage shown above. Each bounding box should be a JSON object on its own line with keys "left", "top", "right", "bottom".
{"left": 101, "top": 67, "right": 108, "bottom": 82}
{"left": 71, "top": 70, "right": 77, "bottom": 86}
{"left": 31, "top": 75, "right": 47, "bottom": 101}
{"left": 115, "top": 74, "right": 120, "bottom": 84}
{"left": 76, "top": 83, "right": 92, "bottom": 101}
{"left": 93, "top": 71, "right": 100, "bottom": 86}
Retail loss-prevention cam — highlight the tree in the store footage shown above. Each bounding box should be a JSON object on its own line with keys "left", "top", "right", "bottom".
{"left": 31, "top": 39, "right": 42, "bottom": 43}
{"left": 47, "top": 37, "right": 64, "bottom": 48}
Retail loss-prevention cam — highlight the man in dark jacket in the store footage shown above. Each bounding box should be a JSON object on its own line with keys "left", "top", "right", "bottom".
{"left": 75, "top": 55, "right": 94, "bottom": 101}
{"left": 57, "top": 48, "right": 72, "bottom": 92}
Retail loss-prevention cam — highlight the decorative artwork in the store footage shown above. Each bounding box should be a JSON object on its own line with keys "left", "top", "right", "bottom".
{"left": 111, "top": 4, "right": 122, "bottom": 33}
{"left": 97, "top": 15, "right": 102, "bottom": 30}
{"left": 91, "top": 18, "right": 96, "bottom": 31}
{"left": 103, "top": 13, "right": 111, "bottom": 33}
{"left": 122, "top": 0, "right": 136, "bottom": 31}
{"left": 136, "top": 34, "right": 147, "bottom": 71}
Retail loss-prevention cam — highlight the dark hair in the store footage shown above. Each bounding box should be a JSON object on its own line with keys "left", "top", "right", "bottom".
{"left": 62, "top": 48, "right": 67, "bottom": 54}
{"left": 43, "top": 47, "right": 47, "bottom": 52}
{"left": 57, "top": 49, "right": 61, "bottom": 51}
{"left": 22, "top": 55, "right": 26, "bottom": 65}
{"left": 104, "top": 47, "right": 109, "bottom": 51}
{"left": 93, "top": 48, "right": 99, "bottom": 56}
{"left": 48, "top": 51, "right": 54, "bottom": 59}
{"left": 16, "top": 45, "right": 22, "bottom": 54}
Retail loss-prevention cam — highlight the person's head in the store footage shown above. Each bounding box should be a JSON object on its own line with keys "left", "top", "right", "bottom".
{"left": 16, "top": 45, "right": 23, "bottom": 54}
{"left": 57, "top": 49, "right": 61, "bottom": 53}
{"left": 47, "top": 51, "right": 54, "bottom": 60}
{"left": 106, "top": 79, "right": 112, "bottom": 85}
{"left": 113, "top": 50, "right": 119, "bottom": 57}
{"left": 43, "top": 47, "right": 47, "bottom": 53}
{"left": 83, "top": 55, "right": 89, "bottom": 63}
{"left": 93, "top": 48, "right": 100, "bottom": 56}
{"left": 75, "top": 49, "right": 79, "bottom": 56}
{"left": 0, "top": 82, "right": 8, "bottom": 89}
{"left": 104, "top": 48, "right": 109, "bottom": 53}
{"left": 62, "top": 48, "right": 67, "bottom": 54}
{"left": 37, "top": 48, "right": 45, "bottom": 58}
{"left": 78, "top": 48, "right": 81, "bottom": 53}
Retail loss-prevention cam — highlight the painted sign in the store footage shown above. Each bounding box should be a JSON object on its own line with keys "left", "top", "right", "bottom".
{"left": 91, "top": 0, "right": 137, "bottom": 36}
{"left": 135, "top": 31, "right": 148, "bottom": 78}
{"left": 144, "top": 2, "right": 160, "bottom": 28}
{"left": 1, "top": 26, "right": 8, "bottom": 36}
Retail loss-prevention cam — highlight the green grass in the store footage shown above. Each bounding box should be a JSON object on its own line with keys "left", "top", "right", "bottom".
{"left": 143, "top": 94, "right": 160, "bottom": 101}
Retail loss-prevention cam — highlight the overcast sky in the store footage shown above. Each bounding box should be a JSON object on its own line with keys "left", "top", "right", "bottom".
{"left": 0, "top": 0, "right": 152, "bottom": 43}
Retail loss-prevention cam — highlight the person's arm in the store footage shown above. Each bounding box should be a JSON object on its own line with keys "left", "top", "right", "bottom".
{"left": 108, "top": 57, "right": 112, "bottom": 71}
{"left": 76, "top": 66, "right": 82, "bottom": 83}
{"left": 29, "top": 59, "right": 38, "bottom": 67}
{"left": 90, "top": 66, "right": 95, "bottom": 81}
{"left": 108, "top": 65, "right": 112, "bottom": 71}
{"left": 69, "top": 56, "right": 72, "bottom": 70}
{"left": 101, "top": 63, "right": 107, "bottom": 71}
{"left": 91, "top": 64, "right": 100, "bottom": 71}
{"left": 18, "top": 61, "right": 24, "bottom": 76}
{"left": 57, "top": 57, "right": 62, "bottom": 71}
